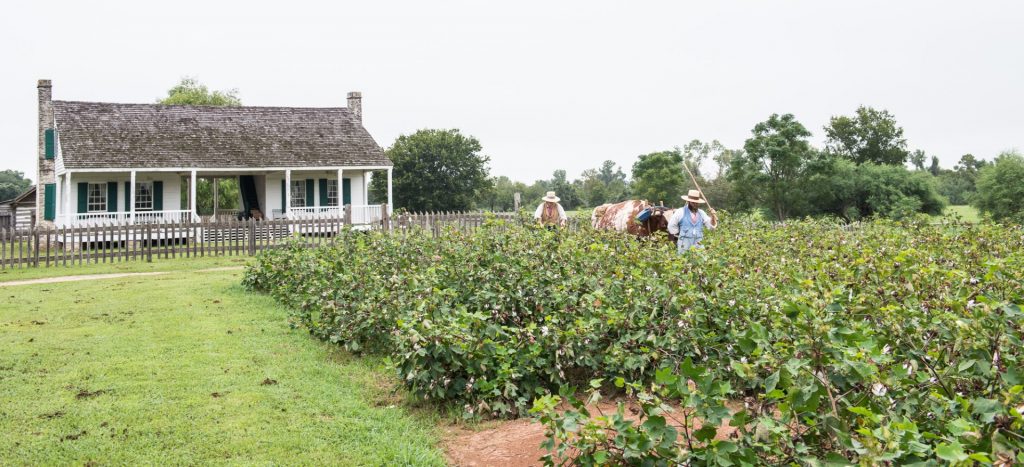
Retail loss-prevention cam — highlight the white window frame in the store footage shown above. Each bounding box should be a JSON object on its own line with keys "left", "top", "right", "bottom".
{"left": 135, "top": 181, "right": 154, "bottom": 211}
{"left": 290, "top": 180, "right": 306, "bottom": 208}
{"left": 327, "top": 179, "right": 339, "bottom": 207}
{"left": 87, "top": 183, "right": 107, "bottom": 213}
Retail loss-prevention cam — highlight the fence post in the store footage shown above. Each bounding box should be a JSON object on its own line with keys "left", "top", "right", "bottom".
{"left": 248, "top": 219, "right": 256, "bottom": 255}
{"left": 381, "top": 204, "right": 390, "bottom": 231}
{"left": 343, "top": 204, "right": 352, "bottom": 226}
{"left": 146, "top": 224, "right": 153, "bottom": 263}
{"left": 34, "top": 227, "right": 40, "bottom": 267}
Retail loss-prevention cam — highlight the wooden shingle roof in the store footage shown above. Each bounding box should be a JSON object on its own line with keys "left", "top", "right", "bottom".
{"left": 53, "top": 101, "right": 391, "bottom": 169}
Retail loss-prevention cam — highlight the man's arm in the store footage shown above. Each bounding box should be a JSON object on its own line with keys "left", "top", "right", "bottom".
{"left": 666, "top": 210, "right": 681, "bottom": 236}
{"left": 703, "top": 209, "right": 718, "bottom": 229}
{"left": 557, "top": 204, "right": 567, "bottom": 221}
{"left": 533, "top": 204, "right": 543, "bottom": 219}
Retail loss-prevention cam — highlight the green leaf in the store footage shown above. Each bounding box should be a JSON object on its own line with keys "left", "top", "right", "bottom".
{"left": 765, "top": 371, "right": 780, "bottom": 393}
{"left": 934, "top": 441, "right": 968, "bottom": 462}
{"left": 655, "top": 367, "right": 677, "bottom": 385}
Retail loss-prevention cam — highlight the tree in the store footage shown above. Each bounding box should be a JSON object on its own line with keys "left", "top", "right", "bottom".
{"left": 578, "top": 160, "right": 629, "bottom": 207}
{"left": 824, "top": 106, "right": 909, "bottom": 165}
{"left": 729, "top": 114, "right": 815, "bottom": 220}
{"left": 0, "top": 170, "right": 32, "bottom": 201}
{"left": 158, "top": 77, "right": 241, "bottom": 106}
{"left": 973, "top": 151, "right": 1024, "bottom": 222}
{"left": 909, "top": 150, "right": 927, "bottom": 171}
{"left": 369, "top": 129, "right": 491, "bottom": 212}
{"left": 631, "top": 149, "right": 687, "bottom": 206}
{"left": 805, "top": 159, "right": 945, "bottom": 221}
{"left": 937, "top": 154, "right": 989, "bottom": 205}
{"left": 929, "top": 156, "right": 942, "bottom": 176}
{"left": 545, "top": 170, "right": 582, "bottom": 210}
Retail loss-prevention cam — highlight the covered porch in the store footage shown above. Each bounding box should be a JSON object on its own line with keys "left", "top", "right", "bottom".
{"left": 53, "top": 167, "right": 392, "bottom": 228}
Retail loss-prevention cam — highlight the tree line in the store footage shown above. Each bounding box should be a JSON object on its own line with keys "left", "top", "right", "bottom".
{"left": 372, "top": 107, "right": 1023, "bottom": 223}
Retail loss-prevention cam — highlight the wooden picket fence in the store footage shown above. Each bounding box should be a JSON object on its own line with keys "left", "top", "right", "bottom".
{"left": 0, "top": 209, "right": 583, "bottom": 269}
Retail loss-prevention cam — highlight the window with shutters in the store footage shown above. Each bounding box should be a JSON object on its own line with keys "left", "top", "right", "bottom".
{"left": 290, "top": 180, "right": 306, "bottom": 207}
{"left": 327, "top": 180, "right": 339, "bottom": 206}
{"left": 135, "top": 182, "right": 154, "bottom": 211}
{"left": 87, "top": 183, "right": 107, "bottom": 213}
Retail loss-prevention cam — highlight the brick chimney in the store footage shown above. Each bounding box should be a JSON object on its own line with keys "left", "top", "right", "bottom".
{"left": 347, "top": 91, "right": 362, "bottom": 124}
{"left": 36, "top": 79, "right": 55, "bottom": 227}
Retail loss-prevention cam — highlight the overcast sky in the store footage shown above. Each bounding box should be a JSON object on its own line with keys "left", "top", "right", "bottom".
{"left": 1, "top": 0, "right": 1021, "bottom": 183}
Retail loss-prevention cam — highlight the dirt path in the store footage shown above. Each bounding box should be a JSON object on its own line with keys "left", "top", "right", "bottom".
{"left": 0, "top": 266, "right": 245, "bottom": 287}
{"left": 444, "top": 400, "right": 741, "bottom": 466}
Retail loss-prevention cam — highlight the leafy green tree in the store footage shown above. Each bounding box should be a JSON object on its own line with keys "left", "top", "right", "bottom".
{"left": 929, "top": 156, "right": 941, "bottom": 176}
{"left": 0, "top": 170, "right": 32, "bottom": 201}
{"left": 158, "top": 77, "right": 241, "bottom": 106}
{"left": 973, "top": 151, "right": 1024, "bottom": 222}
{"left": 937, "top": 154, "right": 989, "bottom": 205}
{"left": 729, "top": 114, "right": 815, "bottom": 220}
{"left": 480, "top": 176, "right": 528, "bottom": 211}
{"left": 578, "top": 160, "right": 629, "bottom": 207}
{"left": 806, "top": 159, "right": 945, "bottom": 221}
{"left": 909, "top": 149, "right": 927, "bottom": 171}
{"left": 631, "top": 149, "right": 687, "bottom": 206}
{"left": 545, "top": 170, "right": 582, "bottom": 210}
{"left": 370, "top": 129, "right": 491, "bottom": 212}
{"left": 824, "top": 106, "right": 908, "bottom": 165}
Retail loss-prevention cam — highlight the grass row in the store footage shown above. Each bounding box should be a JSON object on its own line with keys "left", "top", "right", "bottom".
{"left": 0, "top": 266, "right": 446, "bottom": 465}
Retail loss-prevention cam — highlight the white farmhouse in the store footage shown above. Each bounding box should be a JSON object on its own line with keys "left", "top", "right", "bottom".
{"left": 34, "top": 79, "right": 393, "bottom": 228}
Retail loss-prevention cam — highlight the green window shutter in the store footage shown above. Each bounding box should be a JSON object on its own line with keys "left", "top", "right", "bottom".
{"left": 124, "top": 182, "right": 131, "bottom": 211}
{"left": 153, "top": 181, "right": 163, "bottom": 211}
{"left": 318, "top": 179, "right": 328, "bottom": 206}
{"left": 107, "top": 182, "right": 118, "bottom": 212}
{"left": 305, "top": 179, "right": 314, "bottom": 206}
{"left": 77, "top": 183, "right": 88, "bottom": 213}
{"left": 43, "top": 184, "right": 56, "bottom": 221}
{"left": 44, "top": 129, "right": 55, "bottom": 159}
{"left": 342, "top": 178, "right": 352, "bottom": 205}
{"left": 281, "top": 180, "right": 286, "bottom": 211}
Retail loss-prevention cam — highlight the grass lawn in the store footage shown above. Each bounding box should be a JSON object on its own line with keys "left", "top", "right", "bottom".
{"left": 943, "top": 205, "right": 981, "bottom": 223}
{"left": 0, "top": 267, "right": 445, "bottom": 465}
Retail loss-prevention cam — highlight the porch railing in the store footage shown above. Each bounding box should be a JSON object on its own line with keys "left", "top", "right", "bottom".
{"left": 287, "top": 206, "right": 344, "bottom": 219}
{"left": 350, "top": 205, "right": 383, "bottom": 225}
{"left": 57, "top": 210, "right": 196, "bottom": 227}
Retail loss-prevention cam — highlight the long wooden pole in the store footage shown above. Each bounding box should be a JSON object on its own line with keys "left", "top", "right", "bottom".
{"left": 682, "top": 161, "right": 714, "bottom": 212}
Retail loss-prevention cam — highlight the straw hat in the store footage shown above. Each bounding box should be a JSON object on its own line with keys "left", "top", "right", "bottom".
{"left": 681, "top": 189, "right": 705, "bottom": 204}
{"left": 542, "top": 191, "right": 560, "bottom": 203}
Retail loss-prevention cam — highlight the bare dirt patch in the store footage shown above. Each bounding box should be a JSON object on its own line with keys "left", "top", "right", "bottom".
{"left": 443, "top": 399, "right": 743, "bottom": 467}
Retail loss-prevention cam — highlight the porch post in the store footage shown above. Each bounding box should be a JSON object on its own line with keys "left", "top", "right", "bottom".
{"left": 64, "top": 171, "right": 72, "bottom": 225}
{"left": 363, "top": 170, "right": 370, "bottom": 203}
{"left": 190, "top": 170, "right": 197, "bottom": 222}
{"left": 213, "top": 177, "right": 219, "bottom": 218}
{"left": 386, "top": 167, "right": 393, "bottom": 215}
{"left": 129, "top": 170, "right": 136, "bottom": 224}
{"left": 284, "top": 169, "right": 292, "bottom": 218}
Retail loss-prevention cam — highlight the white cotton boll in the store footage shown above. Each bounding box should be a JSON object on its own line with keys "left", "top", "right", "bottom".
{"left": 541, "top": 326, "right": 549, "bottom": 336}
{"left": 872, "top": 383, "right": 887, "bottom": 397}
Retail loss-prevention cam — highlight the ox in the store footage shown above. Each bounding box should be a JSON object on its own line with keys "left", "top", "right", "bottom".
{"left": 591, "top": 200, "right": 677, "bottom": 242}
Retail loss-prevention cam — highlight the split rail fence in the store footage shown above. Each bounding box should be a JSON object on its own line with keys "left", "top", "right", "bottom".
{"left": 0, "top": 208, "right": 582, "bottom": 269}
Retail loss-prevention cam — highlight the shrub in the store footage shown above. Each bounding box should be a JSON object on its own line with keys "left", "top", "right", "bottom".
{"left": 974, "top": 152, "right": 1024, "bottom": 223}
{"left": 245, "top": 216, "right": 1024, "bottom": 462}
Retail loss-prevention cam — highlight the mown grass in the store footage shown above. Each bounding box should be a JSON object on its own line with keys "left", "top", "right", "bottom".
{"left": 943, "top": 204, "right": 981, "bottom": 223}
{"left": 0, "top": 268, "right": 445, "bottom": 465}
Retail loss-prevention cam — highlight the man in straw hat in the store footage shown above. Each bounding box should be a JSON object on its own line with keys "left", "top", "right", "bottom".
{"left": 534, "top": 191, "right": 567, "bottom": 227}
{"left": 667, "top": 189, "right": 718, "bottom": 253}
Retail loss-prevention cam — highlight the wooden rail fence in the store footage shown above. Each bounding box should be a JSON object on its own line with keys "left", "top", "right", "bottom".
{"left": 0, "top": 209, "right": 582, "bottom": 269}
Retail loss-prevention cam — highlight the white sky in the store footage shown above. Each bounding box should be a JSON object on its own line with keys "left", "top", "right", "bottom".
{"left": 1, "top": 0, "right": 1021, "bottom": 183}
